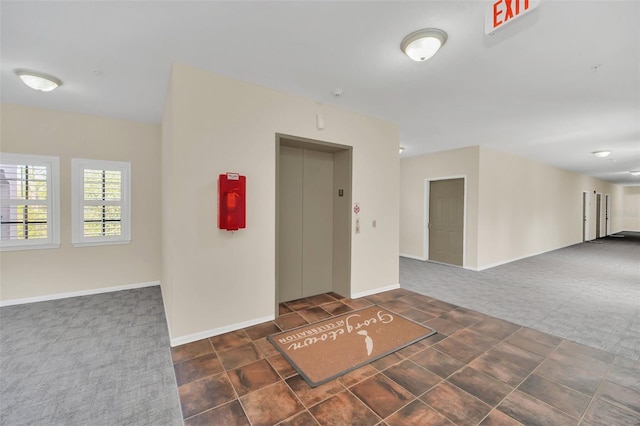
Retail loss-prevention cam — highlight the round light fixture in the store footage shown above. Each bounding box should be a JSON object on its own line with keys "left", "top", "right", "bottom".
{"left": 16, "top": 69, "right": 62, "bottom": 92}
{"left": 401, "top": 28, "right": 448, "bottom": 62}
{"left": 591, "top": 150, "right": 612, "bottom": 158}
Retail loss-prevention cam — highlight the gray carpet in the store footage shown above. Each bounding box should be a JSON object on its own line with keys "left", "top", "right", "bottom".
{"left": 401, "top": 232, "right": 640, "bottom": 362}
{"left": 0, "top": 286, "right": 183, "bottom": 426}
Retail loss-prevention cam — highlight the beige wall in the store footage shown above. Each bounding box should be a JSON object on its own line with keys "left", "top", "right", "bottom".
{"left": 400, "top": 145, "right": 627, "bottom": 271}
{"left": 0, "top": 103, "right": 161, "bottom": 302}
{"left": 162, "top": 63, "right": 399, "bottom": 344}
{"left": 476, "top": 146, "right": 624, "bottom": 268}
{"left": 400, "top": 146, "right": 480, "bottom": 268}
{"left": 620, "top": 186, "right": 640, "bottom": 231}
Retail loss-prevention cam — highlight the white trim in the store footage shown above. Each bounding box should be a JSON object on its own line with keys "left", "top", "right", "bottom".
{"left": 605, "top": 194, "right": 611, "bottom": 236}
{"left": 0, "top": 243, "right": 61, "bottom": 252}
{"left": 169, "top": 314, "right": 276, "bottom": 347}
{"left": 0, "top": 153, "right": 60, "bottom": 251}
{"left": 424, "top": 175, "right": 467, "bottom": 267}
{"left": 0, "top": 281, "right": 159, "bottom": 307}
{"left": 350, "top": 283, "right": 400, "bottom": 299}
{"left": 399, "top": 253, "right": 427, "bottom": 261}
{"left": 582, "top": 191, "right": 591, "bottom": 241}
{"left": 71, "top": 158, "right": 131, "bottom": 247}
{"left": 469, "top": 242, "right": 580, "bottom": 271}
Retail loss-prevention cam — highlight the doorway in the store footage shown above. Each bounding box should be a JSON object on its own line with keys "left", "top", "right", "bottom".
{"left": 426, "top": 178, "right": 464, "bottom": 267}
{"left": 275, "top": 134, "right": 352, "bottom": 307}
{"left": 605, "top": 194, "right": 610, "bottom": 237}
{"left": 582, "top": 191, "right": 590, "bottom": 242}
{"left": 596, "top": 193, "right": 602, "bottom": 239}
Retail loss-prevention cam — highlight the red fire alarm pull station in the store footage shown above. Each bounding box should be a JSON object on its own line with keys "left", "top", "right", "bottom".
{"left": 218, "top": 173, "right": 246, "bottom": 231}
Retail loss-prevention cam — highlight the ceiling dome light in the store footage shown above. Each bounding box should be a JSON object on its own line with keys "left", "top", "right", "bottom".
{"left": 591, "top": 150, "right": 612, "bottom": 158}
{"left": 401, "top": 28, "right": 447, "bottom": 62}
{"left": 16, "top": 69, "right": 62, "bottom": 92}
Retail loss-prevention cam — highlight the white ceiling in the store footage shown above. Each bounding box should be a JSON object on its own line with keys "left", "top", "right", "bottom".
{"left": 1, "top": 1, "right": 639, "bottom": 185}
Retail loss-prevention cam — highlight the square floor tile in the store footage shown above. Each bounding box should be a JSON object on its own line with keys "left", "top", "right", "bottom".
{"left": 286, "top": 374, "right": 344, "bottom": 408}
{"left": 497, "top": 390, "right": 577, "bottom": 426}
{"left": 320, "top": 301, "right": 353, "bottom": 316}
{"left": 517, "top": 374, "right": 590, "bottom": 419}
{"left": 421, "top": 382, "right": 491, "bottom": 425}
{"left": 274, "top": 312, "right": 309, "bottom": 331}
{"left": 240, "top": 381, "right": 305, "bottom": 426}
{"left": 278, "top": 410, "right": 320, "bottom": 426}
{"left": 604, "top": 363, "right": 640, "bottom": 392}
{"left": 171, "top": 339, "right": 213, "bottom": 363}
{"left": 337, "top": 364, "right": 378, "bottom": 387}
{"left": 447, "top": 366, "right": 513, "bottom": 406}
{"left": 253, "top": 337, "right": 279, "bottom": 357}
{"left": 217, "top": 342, "right": 262, "bottom": 370}
{"left": 410, "top": 347, "right": 465, "bottom": 378}
{"left": 174, "top": 353, "right": 224, "bottom": 386}
{"left": 286, "top": 298, "right": 316, "bottom": 311}
{"left": 183, "top": 400, "right": 250, "bottom": 426}
{"left": 535, "top": 357, "right": 604, "bottom": 396}
{"left": 178, "top": 373, "right": 236, "bottom": 419}
{"left": 244, "top": 322, "right": 281, "bottom": 341}
{"left": 350, "top": 374, "right": 413, "bottom": 418}
{"left": 450, "top": 329, "right": 500, "bottom": 352}
{"left": 582, "top": 398, "right": 640, "bottom": 426}
{"left": 210, "top": 330, "right": 251, "bottom": 352}
{"left": 308, "top": 390, "right": 380, "bottom": 426}
{"left": 488, "top": 342, "right": 544, "bottom": 372}
{"left": 478, "top": 409, "right": 524, "bottom": 426}
{"left": 307, "top": 294, "right": 338, "bottom": 306}
{"left": 433, "top": 337, "right": 486, "bottom": 364}
{"left": 227, "top": 359, "right": 280, "bottom": 397}
{"left": 385, "top": 400, "right": 454, "bottom": 426}
{"left": 297, "top": 307, "right": 332, "bottom": 323}
{"left": 383, "top": 359, "right": 442, "bottom": 396}
{"left": 467, "top": 317, "right": 521, "bottom": 341}
{"left": 439, "top": 307, "right": 487, "bottom": 327}
{"left": 267, "top": 353, "right": 298, "bottom": 379}
{"left": 469, "top": 352, "right": 530, "bottom": 387}
{"left": 596, "top": 380, "right": 640, "bottom": 415}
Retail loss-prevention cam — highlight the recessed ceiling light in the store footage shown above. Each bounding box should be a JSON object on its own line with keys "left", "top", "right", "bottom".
{"left": 630, "top": 170, "right": 640, "bottom": 176}
{"left": 399, "top": 147, "right": 405, "bottom": 154}
{"left": 16, "top": 69, "right": 62, "bottom": 92}
{"left": 591, "top": 150, "right": 611, "bottom": 158}
{"left": 401, "top": 28, "right": 447, "bottom": 62}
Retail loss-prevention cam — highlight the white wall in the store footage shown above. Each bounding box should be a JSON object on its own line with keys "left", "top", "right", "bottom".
{"left": 0, "top": 104, "right": 161, "bottom": 302}
{"left": 620, "top": 186, "right": 640, "bottom": 231}
{"left": 476, "top": 146, "right": 624, "bottom": 269}
{"left": 162, "top": 63, "right": 399, "bottom": 345}
{"left": 400, "top": 145, "right": 627, "bottom": 272}
{"left": 400, "top": 146, "right": 480, "bottom": 269}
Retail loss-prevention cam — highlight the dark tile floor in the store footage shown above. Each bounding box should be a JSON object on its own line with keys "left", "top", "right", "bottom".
{"left": 170, "top": 289, "right": 640, "bottom": 426}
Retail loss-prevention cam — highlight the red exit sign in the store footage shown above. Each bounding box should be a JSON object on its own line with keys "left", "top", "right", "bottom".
{"left": 485, "top": 0, "right": 541, "bottom": 34}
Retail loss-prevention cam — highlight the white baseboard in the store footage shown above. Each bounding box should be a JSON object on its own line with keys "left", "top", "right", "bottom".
{"left": 400, "top": 253, "right": 427, "bottom": 261}
{"left": 471, "top": 242, "right": 580, "bottom": 271}
{"left": 169, "top": 314, "right": 276, "bottom": 347}
{"left": 0, "top": 281, "right": 160, "bottom": 307}
{"left": 351, "top": 283, "right": 401, "bottom": 299}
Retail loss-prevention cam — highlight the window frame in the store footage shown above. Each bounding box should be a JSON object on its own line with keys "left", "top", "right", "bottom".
{"left": 0, "top": 153, "right": 61, "bottom": 251}
{"left": 72, "top": 158, "right": 131, "bottom": 247}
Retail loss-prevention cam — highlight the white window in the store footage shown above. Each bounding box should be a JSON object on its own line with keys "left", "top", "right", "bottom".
{"left": 0, "top": 153, "right": 60, "bottom": 251}
{"left": 72, "top": 159, "right": 131, "bottom": 247}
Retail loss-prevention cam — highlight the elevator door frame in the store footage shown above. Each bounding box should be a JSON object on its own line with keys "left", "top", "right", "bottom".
{"left": 275, "top": 133, "right": 353, "bottom": 314}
